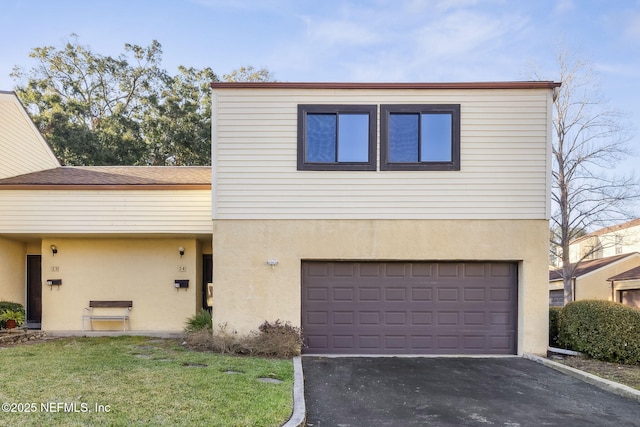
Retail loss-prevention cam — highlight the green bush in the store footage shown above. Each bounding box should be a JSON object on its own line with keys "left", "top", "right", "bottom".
{"left": 0, "top": 301, "right": 25, "bottom": 329}
{"left": 549, "top": 306, "right": 562, "bottom": 347}
{"left": 184, "top": 309, "right": 212, "bottom": 332}
{"left": 558, "top": 300, "right": 640, "bottom": 364}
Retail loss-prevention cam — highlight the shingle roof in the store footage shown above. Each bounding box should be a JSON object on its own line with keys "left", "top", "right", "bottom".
{"left": 607, "top": 265, "right": 640, "bottom": 282}
{"left": 0, "top": 166, "right": 211, "bottom": 187}
{"left": 549, "top": 253, "right": 640, "bottom": 281}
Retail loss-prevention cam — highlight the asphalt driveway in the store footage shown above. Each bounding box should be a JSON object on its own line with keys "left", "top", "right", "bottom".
{"left": 303, "top": 357, "right": 640, "bottom": 426}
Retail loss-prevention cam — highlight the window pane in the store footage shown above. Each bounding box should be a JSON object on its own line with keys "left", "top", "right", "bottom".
{"left": 389, "top": 113, "right": 419, "bottom": 162}
{"left": 421, "top": 113, "right": 452, "bottom": 162}
{"left": 338, "top": 113, "right": 369, "bottom": 162}
{"left": 306, "top": 114, "right": 336, "bottom": 163}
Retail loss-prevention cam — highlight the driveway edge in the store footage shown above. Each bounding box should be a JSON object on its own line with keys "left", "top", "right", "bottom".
{"left": 282, "top": 356, "right": 306, "bottom": 427}
{"left": 524, "top": 353, "right": 640, "bottom": 402}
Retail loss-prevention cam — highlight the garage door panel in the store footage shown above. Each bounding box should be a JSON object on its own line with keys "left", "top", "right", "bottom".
{"left": 307, "top": 287, "right": 328, "bottom": 301}
{"left": 491, "top": 263, "right": 513, "bottom": 277}
{"left": 359, "top": 311, "right": 380, "bottom": 324}
{"left": 411, "top": 288, "right": 433, "bottom": 301}
{"left": 437, "top": 264, "right": 460, "bottom": 277}
{"left": 411, "top": 311, "right": 432, "bottom": 325}
{"left": 333, "top": 288, "right": 354, "bottom": 301}
{"left": 384, "top": 263, "right": 409, "bottom": 277}
{"left": 491, "top": 311, "right": 513, "bottom": 326}
{"left": 334, "top": 263, "right": 356, "bottom": 277}
{"left": 306, "top": 311, "right": 328, "bottom": 325}
{"left": 302, "top": 261, "right": 517, "bottom": 354}
{"left": 464, "top": 264, "right": 486, "bottom": 277}
{"left": 411, "top": 264, "right": 433, "bottom": 277}
{"left": 359, "top": 335, "right": 380, "bottom": 348}
{"left": 463, "top": 288, "right": 486, "bottom": 301}
{"left": 358, "top": 288, "right": 381, "bottom": 302}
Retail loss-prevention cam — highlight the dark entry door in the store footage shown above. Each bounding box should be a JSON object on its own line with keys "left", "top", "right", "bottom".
{"left": 26, "top": 255, "right": 42, "bottom": 328}
{"left": 202, "top": 254, "right": 213, "bottom": 311}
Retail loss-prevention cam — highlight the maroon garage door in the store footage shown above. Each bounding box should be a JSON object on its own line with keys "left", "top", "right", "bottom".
{"left": 301, "top": 261, "right": 518, "bottom": 355}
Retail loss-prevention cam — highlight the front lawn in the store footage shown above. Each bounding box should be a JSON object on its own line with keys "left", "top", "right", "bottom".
{"left": 0, "top": 336, "right": 293, "bottom": 426}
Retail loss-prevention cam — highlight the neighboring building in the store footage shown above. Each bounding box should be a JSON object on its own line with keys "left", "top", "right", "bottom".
{"left": 549, "top": 253, "right": 640, "bottom": 307}
{"left": 0, "top": 91, "right": 60, "bottom": 178}
{"left": 0, "top": 92, "right": 212, "bottom": 333}
{"left": 608, "top": 265, "right": 640, "bottom": 308}
{"left": 569, "top": 219, "right": 640, "bottom": 263}
{"left": 549, "top": 220, "right": 640, "bottom": 308}
{"left": 210, "top": 81, "right": 560, "bottom": 356}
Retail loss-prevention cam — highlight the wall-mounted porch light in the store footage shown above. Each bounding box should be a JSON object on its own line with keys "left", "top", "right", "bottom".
{"left": 267, "top": 259, "right": 279, "bottom": 269}
{"left": 50, "top": 245, "right": 58, "bottom": 256}
{"left": 179, "top": 246, "right": 185, "bottom": 257}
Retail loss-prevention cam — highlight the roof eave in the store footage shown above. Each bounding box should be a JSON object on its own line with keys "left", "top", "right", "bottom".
{"left": 210, "top": 81, "right": 562, "bottom": 90}
{"left": 0, "top": 184, "right": 211, "bottom": 190}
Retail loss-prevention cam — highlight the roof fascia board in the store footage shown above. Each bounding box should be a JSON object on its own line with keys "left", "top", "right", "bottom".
{"left": 210, "top": 81, "right": 562, "bottom": 90}
{"left": 0, "top": 184, "right": 211, "bottom": 190}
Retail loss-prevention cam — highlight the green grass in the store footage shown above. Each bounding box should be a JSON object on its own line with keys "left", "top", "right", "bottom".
{"left": 0, "top": 336, "right": 293, "bottom": 426}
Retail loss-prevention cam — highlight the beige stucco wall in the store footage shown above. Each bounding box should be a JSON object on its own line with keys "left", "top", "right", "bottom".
{"left": 575, "top": 256, "right": 640, "bottom": 301}
{"left": 0, "top": 237, "right": 26, "bottom": 304}
{"left": 40, "top": 238, "right": 204, "bottom": 332}
{"left": 212, "top": 218, "right": 550, "bottom": 355}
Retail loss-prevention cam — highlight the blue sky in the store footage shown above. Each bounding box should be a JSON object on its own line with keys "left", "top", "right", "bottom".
{"left": 0, "top": 0, "right": 639, "bottom": 172}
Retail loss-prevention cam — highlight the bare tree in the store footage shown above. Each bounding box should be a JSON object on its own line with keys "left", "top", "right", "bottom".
{"left": 540, "top": 49, "right": 639, "bottom": 304}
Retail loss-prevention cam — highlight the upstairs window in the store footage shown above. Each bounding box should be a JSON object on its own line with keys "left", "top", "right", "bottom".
{"left": 380, "top": 104, "right": 460, "bottom": 171}
{"left": 298, "top": 105, "right": 377, "bottom": 171}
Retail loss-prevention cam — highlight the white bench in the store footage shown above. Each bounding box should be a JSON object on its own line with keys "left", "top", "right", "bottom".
{"left": 82, "top": 300, "right": 132, "bottom": 332}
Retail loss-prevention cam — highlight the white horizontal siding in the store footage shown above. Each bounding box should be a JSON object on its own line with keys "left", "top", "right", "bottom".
{"left": 212, "top": 88, "right": 552, "bottom": 219}
{"left": 0, "top": 94, "right": 59, "bottom": 179}
{"left": 0, "top": 190, "right": 212, "bottom": 234}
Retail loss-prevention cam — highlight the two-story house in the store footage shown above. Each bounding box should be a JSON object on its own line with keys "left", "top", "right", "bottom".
{"left": 210, "top": 81, "right": 560, "bottom": 355}
{"left": 549, "top": 219, "right": 640, "bottom": 307}
{"left": 569, "top": 219, "right": 640, "bottom": 263}
{"left": 0, "top": 91, "right": 212, "bottom": 332}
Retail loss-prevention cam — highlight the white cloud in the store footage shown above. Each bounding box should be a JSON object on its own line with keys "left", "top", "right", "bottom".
{"left": 413, "top": 10, "right": 525, "bottom": 58}
{"left": 624, "top": 12, "right": 640, "bottom": 42}
{"left": 266, "top": 1, "right": 536, "bottom": 83}
{"left": 302, "top": 16, "right": 382, "bottom": 47}
{"left": 191, "top": 0, "right": 293, "bottom": 11}
{"left": 553, "top": 0, "right": 575, "bottom": 14}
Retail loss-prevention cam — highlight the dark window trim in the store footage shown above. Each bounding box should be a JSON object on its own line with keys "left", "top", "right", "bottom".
{"left": 297, "top": 104, "right": 377, "bottom": 171}
{"left": 380, "top": 104, "right": 460, "bottom": 171}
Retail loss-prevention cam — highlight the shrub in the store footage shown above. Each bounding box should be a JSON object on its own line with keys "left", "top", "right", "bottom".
{"left": 186, "top": 323, "right": 249, "bottom": 355}
{"left": 0, "top": 301, "right": 25, "bottom": 329}
{"left": 548, "top": 306, "right": 562, "bottom": 347}
{"left": 184, "top": 309, "right": 212, "bottom": 332}
{"left": 558, "top": 299, "right": 640, "bottom": 364}
{"left": 184, "top": 320, "right": 303, "bottom": 358}
{"left": 249, "top": 320, "right": 303, "bottom": 358}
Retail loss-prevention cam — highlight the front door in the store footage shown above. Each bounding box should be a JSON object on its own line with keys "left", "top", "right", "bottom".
{"left": 202, "top": 254, "right": 213, "bottom": 311}
{"left": 26, "top": 255, "right": 42, "bottom": 328}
